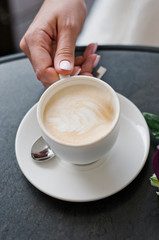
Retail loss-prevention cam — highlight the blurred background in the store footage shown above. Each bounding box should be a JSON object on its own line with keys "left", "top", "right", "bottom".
{"left": 0, "top": 0, "right": 95, "bottom": 57}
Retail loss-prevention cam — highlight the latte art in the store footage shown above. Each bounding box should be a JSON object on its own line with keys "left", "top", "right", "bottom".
{"left": 43, "top": 84, "right": 115, "bottom": 145}
{"left": 48, "top": 101, "right": 110, "bottom": 134}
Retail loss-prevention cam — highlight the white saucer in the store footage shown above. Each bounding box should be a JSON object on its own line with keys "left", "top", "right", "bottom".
{"left": 15, "top": 94, "right": 150, "bottom": 202}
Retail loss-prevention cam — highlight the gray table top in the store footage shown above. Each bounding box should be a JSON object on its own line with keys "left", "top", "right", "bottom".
{"left": 1, "top": 46, "right": 159, "bottom": 240}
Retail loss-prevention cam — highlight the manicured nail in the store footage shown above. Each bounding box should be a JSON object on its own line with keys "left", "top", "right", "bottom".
{"left": 93, "top": 43, "right": 98, "bottom": 53}
{"left": 93, "top": 55, "right": 101, "bottom": 68}
{"left": 60, "top": 60, "right": 72, "bottom": 70}
{"left": 74, "top": 68, "right": 81, "bottom": 76}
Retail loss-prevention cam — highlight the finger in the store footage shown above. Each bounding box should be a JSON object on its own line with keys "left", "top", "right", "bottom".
{"left": 24, "top": 31, "right": 59, "bottom": 85}
{"left": 54, "top": 21, "right": 79, "bottom": 75}
{"left": 43, "top": 82, "right": 53, "bottom": 88}
{"left": 31, "top": 47, "right": 59, "bottom": 84}
{"left": 50, "top": 39, "right": 57, "bottom": 63}
{"left": 80, "top": 72, "right": 93, "bottom": 76}
{"left": 81, "top": 54, "right": 101, "bottom": 74}
{"left": 74, "top": 43, "right": 98, "bottom": 66}
{"left": 83, "top": 43, "right": 98, "bottom": 59}
{"left": 70, "top": 66, "right": 81, "bottom": 76}
{"left": 75, "top": 56, "right": 84, "bottom": 66}
{"left": 19, "top": 37, "right": 30, "bottom": 58}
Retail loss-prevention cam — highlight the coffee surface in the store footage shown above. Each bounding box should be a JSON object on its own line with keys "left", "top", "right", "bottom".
{"left": 43, "top": 84, "right": 115, "bottom": 145}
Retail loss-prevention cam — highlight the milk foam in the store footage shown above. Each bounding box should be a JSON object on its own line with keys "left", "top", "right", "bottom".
{"left": 43, "top": 84, "right": 115, "bottom": 145}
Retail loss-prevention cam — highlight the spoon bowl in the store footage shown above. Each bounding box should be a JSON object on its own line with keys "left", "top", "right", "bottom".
{"left": 31, "top": 136, "right": 55, "bottom": 162}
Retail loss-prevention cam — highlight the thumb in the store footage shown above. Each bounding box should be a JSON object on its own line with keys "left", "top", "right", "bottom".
{"left": 54, "top": 25, "right": 77, "bottom": 75}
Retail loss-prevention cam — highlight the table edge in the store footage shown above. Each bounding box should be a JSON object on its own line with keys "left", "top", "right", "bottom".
{"left": 1, "top": 45, "right": 159, "bottom": 64}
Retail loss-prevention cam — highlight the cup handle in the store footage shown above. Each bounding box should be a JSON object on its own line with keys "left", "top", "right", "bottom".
{"left": 59, "top": 66, "right": 107, "bottom": 80}
{"left": 59, "top": 74, "right": 70, "bottom": 80}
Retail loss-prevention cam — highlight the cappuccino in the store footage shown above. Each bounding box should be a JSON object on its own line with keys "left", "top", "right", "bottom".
{"left": 43, "top": 84, "right": 115, "bottom": 145}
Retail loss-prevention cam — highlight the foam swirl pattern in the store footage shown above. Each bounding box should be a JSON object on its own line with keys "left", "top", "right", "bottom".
{"left": 43, "top": 85, "right": 115, "bottom": 145}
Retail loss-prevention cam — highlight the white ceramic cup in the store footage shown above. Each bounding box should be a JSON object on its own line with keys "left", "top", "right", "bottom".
{"left": 37, "top": 76, "right": 120, "bottom": 165}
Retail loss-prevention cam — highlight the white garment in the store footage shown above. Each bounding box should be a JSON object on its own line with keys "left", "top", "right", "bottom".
{"left": 77, "top": 0, "right": 159, "bottom": 47}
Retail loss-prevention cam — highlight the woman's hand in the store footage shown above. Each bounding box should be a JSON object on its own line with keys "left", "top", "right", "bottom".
{"left": 40, "top": 43, "right": 100, "bottom": 88}
{"left": 20, "top": 0, "right": 88, "bottom": 87}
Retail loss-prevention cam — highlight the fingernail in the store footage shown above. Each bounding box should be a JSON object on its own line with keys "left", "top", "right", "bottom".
{"left": 60, "top": 60, "right": 72, "bottom": 70}
{"left": 93, "top": 55, "right": 101, "bottom": 68}
{"left": 93, "top": 43, "right": 98, "bottom": 53}
{"left": 74, "top": 68, "right": 81, "bottom": 76}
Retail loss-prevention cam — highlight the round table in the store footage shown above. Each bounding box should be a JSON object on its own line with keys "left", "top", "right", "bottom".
{"left": 0, "top": 45, "right": 159, "bottom": 240}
